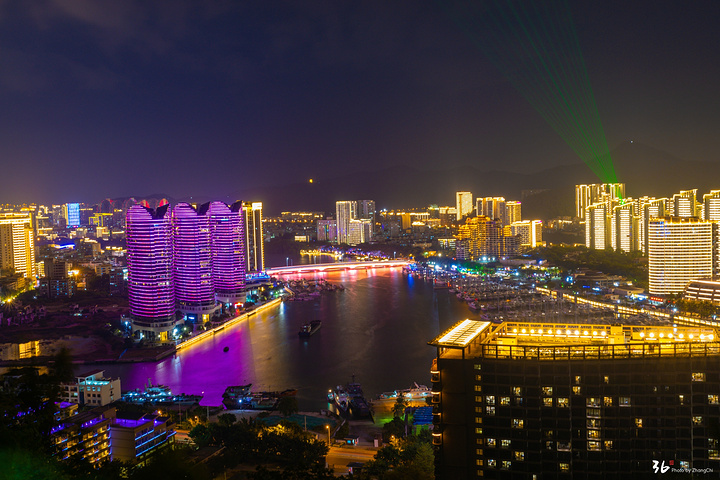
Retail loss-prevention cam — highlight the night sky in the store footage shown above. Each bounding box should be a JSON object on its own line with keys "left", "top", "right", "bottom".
{"left": 1, "top": 0, "right": 719, "bottom": 205}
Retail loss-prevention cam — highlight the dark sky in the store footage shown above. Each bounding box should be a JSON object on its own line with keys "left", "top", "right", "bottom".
{"left": 1, "top": 0, "right": 719, "bottom": 205}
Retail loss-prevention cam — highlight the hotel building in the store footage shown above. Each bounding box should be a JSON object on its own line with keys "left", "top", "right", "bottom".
{"left": 575, "top": 184, "right": 625, "bottom": 220}
{"left": 703, "top": 191, "right": 720, "bottom": 221}
{"left": 126, "top": 204, "right": 179, "bottom": 341}
{"left": 477, "top": 197, "right": 506, "bottom": 222}
{"left": 60, "top": 369, "right": 121, "bottom": 407}
{"left": 504, "top": 201, "right": 521, "bottom": 225}
{"left": 648, "top": 217, "right": 714, "bottom": 295}
{"left": 509, "top": 220, "right": 542, "bottom": 250}
{"left": 336, "top": 200, "right": 356, "bottom": 245}
{"left": 429, "top": 320, "right": 720, "bottom": 479}
{"left": 206, "top": 201, "right": 246, "bottom": 305}
{"left": 243, "top": 201, "right": 265, "bottom": 272}
{"left": 172, "top": 203, "right": 216, "bottom": 321}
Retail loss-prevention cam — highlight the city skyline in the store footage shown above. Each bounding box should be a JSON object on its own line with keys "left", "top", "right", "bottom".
{"left": 1, "top": 1, "right": 720, "bottom": 205}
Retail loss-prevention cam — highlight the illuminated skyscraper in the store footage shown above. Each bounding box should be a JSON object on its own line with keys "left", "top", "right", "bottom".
{"left": 510, "top": 220, "right": 542, "bottom": 250}
{"left": 671, "top": 189, "right": 698, "bottom": 217}
{"left": 456, "top": 192, "right": 473, "bottom": 220}
{"left": 611, "top": 202, "right": 637, "bottom": 252}
{"left": 206, "top": 201, "right": 246, "bottom": 305}
{"left": 648, "top": 217, "right": 713, "bottom": 295}
{"left": 0, "top": 212, "right": 36, "bottom": 279}
{"left": 575, "top": 183, "right": 625, "bottom": 220}
{"left": 703, "top": 190, "right": 720, "bottom": 221}
{"left": 585, "top": 202, "right": 611, "bottom": 249}
{"left": 172, "top": 203, "right": 216, "bottom": 320}
{"left": 336, "top": 200, "right": 355, "bottom": 245}
{"left": 430, "top": 320, "right": 720, "bottom": 478}
{"left": 243, "top": 202, "right": 265, "bottom": 272}
{"left": 638, "top": 197, "right": 667, "bottom": 255}
{"left": 317, "top": 219, "right": 337, "bottom": 243}
{"left": 348, "top": 219, "right": 372, "bottom": 245}
{"left": 477, "top": 197, "right": 506, "bottom": 222}
{"left": 126, "top": 205, "right": 178, "bottom": 341}
{"left": 504, "top": 201, "right": 521, "bottom": 225}
{"left": 457, "top": 216, "right": 502, "bottom": 260}
{"left": 64, "top": 203, "right": 80, "bottom": 228}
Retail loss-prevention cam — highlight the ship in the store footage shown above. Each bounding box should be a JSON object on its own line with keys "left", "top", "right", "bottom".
{"left": 377, "top": 382, "right": 432, "bottom": 401}
{"left": 329, "top": 377, "right": 371, "bottom": 419}
{"left": 122, "top": 379, "right": 203, "bottom": 405}
{"left": 222, "top": 384, "right": 297, "bottom": 410}
{"left": 298, "top": 320, "right": 322, "bottom": 337}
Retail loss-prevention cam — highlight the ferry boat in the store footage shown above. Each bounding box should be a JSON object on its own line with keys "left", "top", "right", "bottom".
{"left": 328, "top": 385, "right": 350, "bottom": 412}
{"left": 298, "top": 320, "right": 322, "bottom": 337}
{"left": 377, "top": 382, "right": 432, "bottom": 401}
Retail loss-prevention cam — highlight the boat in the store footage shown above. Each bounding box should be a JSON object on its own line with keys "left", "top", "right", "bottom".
{"left": 122, "top": 379, "right": 203, "bottom": 406}
{"left": 222, "top": 384, "right": 297, "bottom": 410}
{"left": 377, "top": 382, "right": 432, "bottom": 401}
{"left": 223, "top": 346, "right": 230, "bottom": 352}
{"left": 298, "top": 320, "right": 322, "bottom": 337}
{"left": 330, "top": 377, "right": 371, "bottom": 418}
{"left": 329, "top": 385, "right": 350, "bottom": 413}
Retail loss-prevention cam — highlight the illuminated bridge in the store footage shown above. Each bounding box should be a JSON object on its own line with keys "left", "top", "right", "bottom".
{"left": 266, "top": 260, "right": 410, "bottom": 275}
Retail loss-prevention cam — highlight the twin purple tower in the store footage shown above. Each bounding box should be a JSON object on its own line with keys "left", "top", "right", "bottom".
{"left": 126, "top": 201, "right": 247, "bottom": 341}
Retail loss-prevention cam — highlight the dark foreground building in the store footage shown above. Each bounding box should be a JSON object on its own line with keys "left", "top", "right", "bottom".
{"left": 429, "top": 320, "right": 720, "bottom": 479}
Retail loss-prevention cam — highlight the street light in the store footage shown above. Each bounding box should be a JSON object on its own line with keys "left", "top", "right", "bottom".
{"left": 326, "top": 424, "right": 331, "bottom": 446}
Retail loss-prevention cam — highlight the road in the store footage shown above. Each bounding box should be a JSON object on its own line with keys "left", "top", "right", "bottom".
{"left": 326, "top": 444, "right": 379, "bottom": 476}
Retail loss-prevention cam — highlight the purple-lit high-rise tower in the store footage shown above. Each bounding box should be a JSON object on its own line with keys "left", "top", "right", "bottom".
{"left": 206, "top": 201, "right": 246, "bottom": 304}
{"left": 172, "top": 203, "right": 217, "bottom": 321}
{"left": 126, "top": 204, "right": 178, "bottom": 341}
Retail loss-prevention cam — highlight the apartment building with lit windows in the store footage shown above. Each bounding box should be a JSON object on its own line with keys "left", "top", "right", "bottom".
{"left": 429, "top": 320, "right": 720, "bottom": 479}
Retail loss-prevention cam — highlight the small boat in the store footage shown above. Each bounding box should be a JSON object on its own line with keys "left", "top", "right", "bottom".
{"left": 223, "top": 346, "right": 230, "bottom": 352}
{"left": 298, "top": 320, "right": 322, "bottom": 337}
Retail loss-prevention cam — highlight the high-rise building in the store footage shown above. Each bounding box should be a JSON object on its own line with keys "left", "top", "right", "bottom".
{"left": 456, "top": 192, "right": 473, "bottom": 220}
{"left": 611, "top": 202, "right": 637, "bottom": 252}
{"left": 243, "top": 202, "right": 265, "bottom": 272}
{"left": 477, "top": 197, "right": 506, "bottom": 222}
{"left": 206, "top": 201, "right": 246, "bottom": 305}
{"left": 703, "top": 190, "right": 720, "bottom": 221}
{"left": 504, "top": 201, "right": 521, "bottom": 225}
{"left": 317, "top": 219, "right": 337, "bottom": 243}
{"left": 648, "top": 217, "right": 713, "bottom": 295}
{"left": 64, "top": 203, "right": 80, "bottom": 228}
{"left": 510, "top": 220, "right": 542, "bottom": 250}
{"left": 637, "top": 197, "right": 667, "bottom": 255}
{"left": 575, "top": 183, "right": 625, "bottom": 220}
{"left": 439, "top": 207, "right": 458, "bottom": 227}
{"left": 0, "top": 212, "right": 36, "bottom": 279}
{"left": 348, "top": 219, "right": 372, "bottom": 245}
{"left": 671, "top": 189, "right": 698, "bottom": 217}
{"left": 126, "top": 205, "right": 178, "bottom": 341}
{"left": 336, "top": 201, "right": 356, "bottom": 245}
{"left": 456, "top": 216, "right": 502, "bottom": 260}
{"left": 430, "top": 320, "right": 720, "bottom": 479}
{"left": 172, "top": 203, "right": 216, "bottom": 322}
{"left": 585, "top": 202, "right": 611, "bottom": 250}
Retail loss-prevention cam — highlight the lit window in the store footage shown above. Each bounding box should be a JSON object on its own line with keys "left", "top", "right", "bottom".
{"left": 501, "top": 439, "right": 511, "bottom": 448}
{"left": 544, "top": 430, "right": 554, "bottom": 438}
{"left": 710, "top": 450, "right": 720, "bottom": 460}
{"left": 474, "top": 364, "right": 482, "bottom": 370}
{"left": 487, "top": 438, "right": 496, "bottom": 447}
{"left": 560, "top": 463, "right": 570, "bottom": 472}
{"left": 512, "top": 386, "right": 522, "bottom": 395}
{"left": 557, "top": 397, "right": 569, "bottom": 408}
{"left": 543, "top": 397, "right": 553, "bottom": 407}
{"left": 475, "top": 417, "right": 483, "bottom": 424}
{"left": 475, "top": 427, "right": 483, "bottom": 434}
{"left": 475, "top": 406, "right": 483, "bottom": 413}
{"left": 587, "top": 419, "right": 600, "bottom": 428}
{"left": 693, "top": 416, "right": 703, "bottom": 425}
{"left": 586, "top": 397, "right": 600, "bottom": 407}
{"left": 486, "top": 395, "right": 495, "bottom": 405}
{"left": 487, "top": 459, "right": 496, "bottom": 467}
{"left": 680, "top": 461, "right": 689, "bottom": 469}
{"left": 619, "top": 396, "right": 631, "bottom": 406}
{"left": 497, "top": 396, "right": 508, "bottom": 406}
{"left": 514, "top": 451, "right": 525, "bottom": 461}
{"left": 475, "top": 395, "right": 483, "bottom": 403}
{"left": 486, "top": 406, "right": 495, "bottom": 416}
{"left": 604, "top": 396, "right": 613, "bottom": 406}
{"left": 545, "top": 440, "right": 554, "bottom": 450}
{"left": 475, "top": 385, "right": 482, "bottom": 392}
{"left": 512, "top": 418, "right": 524, "bottom": 429}
{"left": 476, "top": 438, "right": 484, "bottom": 445}
{"left": 692, "top": 372, "right": 706, "bottom": 382}
{"left": 501, "top": 460, "right": 511, "bottom": 470}
{"left": 588, "top": 441, "right": 601, "bottom": 451}
{"left": 603, "top": 376, "right": 609, "bottom": 384}
{"left": 709, "top": 395, "right": 719, "bottom": 405}
{"left": 635, "top": 418, "right": 643, "bottom": 428}
{"left": 604, "top": 440, "right": 613, "bottom": 450}
{"left": 542, "top": 386, "right": 553, "bottom": 395}
{"left": 574, "top": 375, "right": 581, "bottom": 384}
{"left": 587, "top": 429, "right": 600, "bottom": 439}
{"left": 573, "top": 386, "right": 581, "bottom": 395}
{"left": 476, "top": 374, "right": 482, "bottom": 381}
{"left": 476, "top": 459, "right": 483, "bottom": 466}
{"left": 678, "top": 394, "right": 685, "bottom": 405}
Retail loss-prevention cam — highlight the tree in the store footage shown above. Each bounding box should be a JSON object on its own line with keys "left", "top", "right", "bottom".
{"left": 217, "top": 413, "right": 237, "bottom": 427}
{"left": 382, "top": 417, "right": 406, "bottom": 443}
{"left": 277, "top": 395, "right": 299, "bottom": 417}
{"left": 392, "top": 395, "right": 408, "bottom": 418}
{"left": 189, "top": 424, "right": 212, "bottom": 448}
